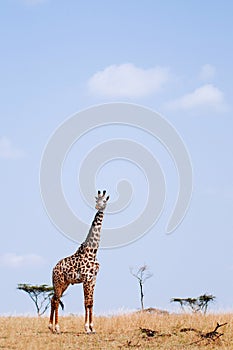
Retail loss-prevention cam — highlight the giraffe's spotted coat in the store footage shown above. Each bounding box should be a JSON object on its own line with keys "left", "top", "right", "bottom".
{"left": 49, "top": 191, "right": 109, "bottom": 334}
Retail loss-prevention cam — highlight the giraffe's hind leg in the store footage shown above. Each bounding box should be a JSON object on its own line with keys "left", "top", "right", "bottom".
{"left": 49, "top": 283, "right": 69, "bottom": 334}
{"left": 54, "top": 295, "right": 61, "bottom": 334}
{"left": 48, "top": 296, "right": 56, "bottom": 332}
{"left": 49, "top": 294, "right": 62, "bottom": 333}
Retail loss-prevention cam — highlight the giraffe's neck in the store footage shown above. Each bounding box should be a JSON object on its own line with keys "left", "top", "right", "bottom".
{"left": 83, "top": 210, "right": 104, "bottom": 250}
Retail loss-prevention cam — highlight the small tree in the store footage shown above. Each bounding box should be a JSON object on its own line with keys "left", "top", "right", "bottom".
{"left": 130, "top": 265, "right": 153, "bottom": 310}
{"left": 171, "top": 297, "right": 199, "bottom": 313}
{"left": 198, "top": 294, "right": 216, "bottom": 314}
{"left": 17, "top": 283, "right": 57, "bottom": 316}
{"left": 171, "top": 294, "right": 215, "bottom": 314}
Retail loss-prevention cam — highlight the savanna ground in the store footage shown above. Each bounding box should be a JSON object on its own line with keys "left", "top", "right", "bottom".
{"left": 0, "top": 312, "right": 232, "bottom": 350}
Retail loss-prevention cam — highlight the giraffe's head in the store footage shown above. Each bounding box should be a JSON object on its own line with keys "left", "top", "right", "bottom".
{"left": 95, "top": 190, "right": 109, "bottom": 211}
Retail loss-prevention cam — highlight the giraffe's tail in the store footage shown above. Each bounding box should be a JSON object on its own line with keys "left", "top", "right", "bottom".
{"left": 59, "top": 299, "right": 64, "bottom": 310}
{"left": 51, "top": 294, "right": 64, "bottom": 310}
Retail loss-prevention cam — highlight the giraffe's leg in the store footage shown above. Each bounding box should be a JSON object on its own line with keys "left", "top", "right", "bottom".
{"left": 48, "top": 296, "right": 56, "bottom": 332}
{"left": 89, "top": 305, "right": 94, "bottom": 332}
{"left": 83, "top": 279, "right": 96, "bottom": 334}
{"left": 84, "top": 304, "right": 90, "bottom": 333}
{"left": 48, "top": 294, "right": 61, "bottom": 333}
{"left": 49, "top": 283, "right": 69, "bottom": 334}
{"left": 54, "top": 295, "right": 61, "bottom": 334}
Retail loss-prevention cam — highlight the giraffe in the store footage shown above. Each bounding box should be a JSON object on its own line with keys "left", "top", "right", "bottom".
{"left": 48, "top": 190, "right": 109, "bottom": 334}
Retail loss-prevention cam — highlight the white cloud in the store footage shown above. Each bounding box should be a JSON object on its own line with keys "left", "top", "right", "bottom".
{"left": 88, "top": 63, "right": 170, "bottom": 98}
{"left": 165, "top": 84, "right": 225, "bottom": 111}
{"left": 199, "top": 64, "right": 216, "bottom": 81}
{"left": 0, "top": 253, "right": 45, "bottom": 268}
{"left": 0, "top": 137, "right": 25, "bottom": 159}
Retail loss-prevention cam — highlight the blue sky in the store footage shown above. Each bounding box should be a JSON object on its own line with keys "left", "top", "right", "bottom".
{"left": 1, "top": 0, "right": 233, "bottom": 316}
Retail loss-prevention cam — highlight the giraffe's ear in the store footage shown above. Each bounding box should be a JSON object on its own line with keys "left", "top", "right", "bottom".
{"left": 106, "top": 195, "right": 109, "bottom": 201}
{"left": 95, "top": 196, "right": 98, "bottom": 200}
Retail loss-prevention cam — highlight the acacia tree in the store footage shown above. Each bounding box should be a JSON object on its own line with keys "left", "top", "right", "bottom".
{"left": 130, "top": 265, "right": 153, "bottom": 310}
{"left": 17, "top": 283, "right": 61, "bottom": 316}
{"left": 198, "top": 294, "right": 216, "bottom": 314}
{"left": 171, "top": 294, "right": 215, "bottom": 314}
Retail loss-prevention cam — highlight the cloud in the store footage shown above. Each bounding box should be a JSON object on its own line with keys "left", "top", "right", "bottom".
{"left": 88, "top": 63, "right": 170, "bottom": 98}
{"left": 0, "top": 137, "right": 25, "bottom": 159}
{"left": 0, "top": 253, "right": 45, "bottom": 268}
{"left": 199, "top": 64, "right": 216, "bottom": 81}
{"left": 165, "top": 84, "right": 226, "bottom": 111}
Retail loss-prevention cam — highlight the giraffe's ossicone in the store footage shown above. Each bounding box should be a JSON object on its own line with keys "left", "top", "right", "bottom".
{"left": 49, "top": 190, "right": 109, "bottom": 334}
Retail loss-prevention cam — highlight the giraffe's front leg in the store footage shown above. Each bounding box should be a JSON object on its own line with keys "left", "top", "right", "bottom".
{"left": 83, "top": 279, "right": 96, "bottom": 334}
{"left": 89, "top": 305, "right": 95, "bottom": 333}
{"left": 84, "top": 305, "right": 91, "bottom": 334}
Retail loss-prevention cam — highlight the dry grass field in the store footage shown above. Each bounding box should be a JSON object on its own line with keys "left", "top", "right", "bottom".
{"left": 0, "top": 312, "right": 232, "bottom": 350}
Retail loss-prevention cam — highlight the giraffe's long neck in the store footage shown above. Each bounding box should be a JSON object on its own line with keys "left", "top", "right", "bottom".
{"left": 83, "top": 210, "right": 104, "bottom": 251}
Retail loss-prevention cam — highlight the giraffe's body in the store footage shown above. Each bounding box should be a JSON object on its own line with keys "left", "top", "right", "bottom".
{"left": 49, "top": 191, "right": 109, "bottom": 334}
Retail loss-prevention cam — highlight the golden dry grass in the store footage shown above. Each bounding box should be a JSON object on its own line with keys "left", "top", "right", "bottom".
{"left": 0, "top": 312, "right": 232, "bottom": 349}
